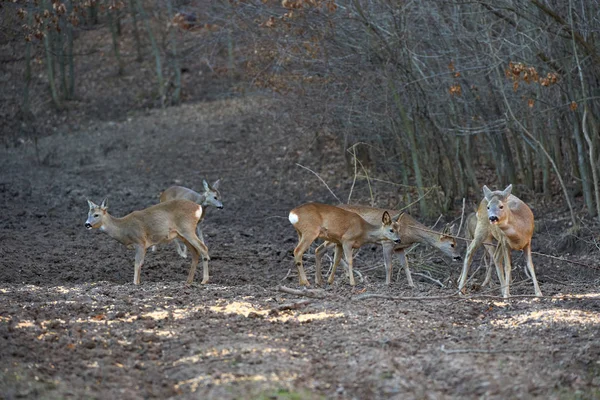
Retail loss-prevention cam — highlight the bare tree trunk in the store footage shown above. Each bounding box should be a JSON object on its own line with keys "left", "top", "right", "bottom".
{"left": 128, "top": 0, "right": 143, "bottom": 62}
{"left": 166, "top": 0, "right": 181, "bottom": 104}
{"left": 43, "top": 1, "right": 61, "bottom": 109}
{"left": 108, "top": 9, "right": 124, "bottom": 75}
{"left": 135, "top": 0, "right": 165, "bottom": 105}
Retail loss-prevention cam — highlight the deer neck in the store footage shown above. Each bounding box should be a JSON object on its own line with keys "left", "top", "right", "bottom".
{"left": 362, "top": 221, "right": 389, "bottom": 246}
{"left": 100, "top": 214, "right": 132, "bottom": 246}
{"left": 402, "top": 218, "right": 435, "bottom": 246}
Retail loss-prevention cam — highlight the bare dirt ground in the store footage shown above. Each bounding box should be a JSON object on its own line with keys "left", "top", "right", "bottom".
{"left": 1, "top": 96, "right": 600, "bottom": 400}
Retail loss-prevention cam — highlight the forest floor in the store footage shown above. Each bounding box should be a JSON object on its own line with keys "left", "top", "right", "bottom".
{"left": 1, "top": 12, "right": 600, "bottom": 397}
{"left": 1, "top": 95, "right": 600, "bottom": 400}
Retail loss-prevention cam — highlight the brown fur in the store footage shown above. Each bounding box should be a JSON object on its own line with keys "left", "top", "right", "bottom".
{"left": 86, "top": 199, "right": 210, "bottom": 285}
{"left": 318, "top": 204, "right": 461, "bottom": 286}
{"left": 289, "top": 203, "right": 400, "bottom": 286}
{"left": 459, "top": 185, "right": 542, "bottom": 298}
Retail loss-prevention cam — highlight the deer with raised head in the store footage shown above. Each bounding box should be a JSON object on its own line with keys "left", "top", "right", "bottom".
{"left": 465, "top": 212, "right": 493, "bottom": 288}
{"left": 158, "top": 179, "right": 223, "bottom": 258}
{"left": 316, "top": 205, "right": 461, "bottom": 286}
{"left": 459, "top": 185, "right": 542, "bottom": 298}
{"left": 288, "top": 203, "right": 401, "bottom": 286}
{"left": 85, "top": 198, "right": 210, "bottom": 285}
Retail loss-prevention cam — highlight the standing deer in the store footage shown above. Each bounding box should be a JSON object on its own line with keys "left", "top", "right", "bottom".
{"left": 317, "top": 205, "right": 461, "bottom": 286}
{"left": 158, "top": 179, "right": 223, "bottom": 258}
{"left": 459, "top": 185, "right": 542, "bottom": 298}
{"left": 85, "top": 198, "right": 211, "bottom": 285}
{"left": 465, "top": 212, "right": 493, "bottom": 288}
{"left": 288, "top": 203, "right": 401, "bottom": 286}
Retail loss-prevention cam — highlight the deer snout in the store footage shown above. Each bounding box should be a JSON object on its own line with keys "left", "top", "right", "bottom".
{"left": 394, "top": 238, "right": 401, "bottom": 244}
{"left": 453, "top": 255, "right": 462, "bottom": 261}
{"left": 488, "top": 215, "right": 499, "bottom": 223}
{"left": 85, "top": 223, "right": 92, "bottom": 229}
{"left": 217, "top": 205, "right": 224, "bottom": 209}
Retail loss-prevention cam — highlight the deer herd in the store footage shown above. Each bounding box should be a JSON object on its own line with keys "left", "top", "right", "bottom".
{"left": 85, "top": 181, "right": 542, "bottom": 299}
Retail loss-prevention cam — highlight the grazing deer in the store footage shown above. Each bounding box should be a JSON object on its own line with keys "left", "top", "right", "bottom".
{"left": 317, "top": 205, "right": 461, "bottom": 286}
{"left": 465, "top": 212, "right": 493, "bottom": 288}
{"left": 459, "top": 185, "right": 542, "bottom": 298}
{"left": 158, "top": 179, "right": 223, "bottom": 258}
{"left": 288, "top": 203, "right": 401, "bottom": 286}
{"left": 85, "top": 198, "right": 210, "bottom": 285}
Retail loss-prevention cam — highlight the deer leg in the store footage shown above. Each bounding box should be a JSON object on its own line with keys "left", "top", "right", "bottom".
{"left": 397, "top": 249, "right": 415, "bottom": 288}
{"left": 459, "top": 239, "right": 482, "bottom": 292}
{"left": 481, "top": 252, "right": 493, "bottom": 288}
{"left": 327, "top": 244, "right": 343, "bottom": 285}
{"left": 489, "top": 243, "right": 506, "bottom": 297}
{"left": 133, "top": 245, "right": 146, "bottom": 285}
{"left": 293, "top": 231, "right": 316, "bottom": 286}
{"left": 382, "top": 242, "right": 394, "bottom": 285}
{"left": 524, "top": 244, "right": 542, "bottom": 297}
{"left": 180, "top": 233, "right": 210, "bottom": 284}
{"left": 342, "top": 243, "right": 356, "bottom": 286}
{"left": 502, "top": 246, "right": 512, "bottom": 298}
{"left": 174, "top": 239, "right": 188, "bottom": 259}
{"left": 314, "top": 242, "right": 329, "bottom": 286}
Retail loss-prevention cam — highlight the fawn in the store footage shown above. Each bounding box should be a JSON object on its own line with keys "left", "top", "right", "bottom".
{"left": 459, "top": 185, "right": 542, "bottom": 298}
{"left": 158, "top": 179, "right": 223, "bottom": 258}
{"left": 288, "top": 202, "right": 401, "bottom": 286}
{"left": 317, "top": 205, "right": 461, "bottom": 286}
{"left": 85, "top": 198, "right": 210, "bottom": 285}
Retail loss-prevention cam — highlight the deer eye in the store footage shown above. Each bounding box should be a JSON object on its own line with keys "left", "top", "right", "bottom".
{"left": 94, "top": 214, "right": 99, "bottom": 218}
{"left": 450, "top": 243, "right": 455, "bottom": 248}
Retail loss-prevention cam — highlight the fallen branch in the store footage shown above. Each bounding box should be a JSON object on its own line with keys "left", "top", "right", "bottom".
{"left": 269, "top": 299, "right": 313, "bottom": 315}
{"left": 277, "top": 285, "right": 326, "bottom": 299}
{"left": 440, "top": 345, "right": 531, "bottom": 354}
{"left": 353, "top": 292, "right": 461, "bottom": 301}
{"left": 412, "top": 272, "right": 445, "bottom": 288}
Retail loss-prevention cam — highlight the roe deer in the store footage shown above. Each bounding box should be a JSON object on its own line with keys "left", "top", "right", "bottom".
{"left": 288, "top": 203, "right": 401, "bottom": 286}
{"left": 465, "top": 212, "right": 493, "bottom": 288}
{"left": 158, "top": 179, "right": 223, "bottom": 258}
{"left": 317, "top": 205, "right": 461, "bottom": 286}
{"left": 459, "top": 185, "right": 542, "bottom": 298}
{"left": 85, "top": 198, "right": 211, "bottom": 285}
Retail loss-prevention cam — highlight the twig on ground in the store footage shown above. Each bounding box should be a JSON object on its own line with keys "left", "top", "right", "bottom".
{"left": 412, "top": 272, "right": 445, "bottom": 287}
{"left": 353, "top": 292, "right": 461, "bottom": 301}
{"left": 269, "top": 299, "right": 313, "bottom": 315}
{"left": 280, "top": 268, "right": 292, "bottom": 282}
{"left": 277, "top": 285, "right": 326, "bottom": 299}
{"left": 440, "top": 345, "right": 532, "bottom": 354}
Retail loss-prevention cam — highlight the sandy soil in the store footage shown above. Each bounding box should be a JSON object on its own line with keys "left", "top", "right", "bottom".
{"left": 1, "top": 96, "right": 600, "bottom": 399}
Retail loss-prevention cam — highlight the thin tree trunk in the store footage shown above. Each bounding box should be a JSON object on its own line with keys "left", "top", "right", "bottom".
{"left": 136, "top": 0, "right": 165, "bottom": 105}
{"left": 129, "top": 0, "right": 143, "bottom": 62}
{"left": 166, "top": 0, "right": 181, "bottom": 104}
{"left": 43, "top": 1, "right": 62, "bottom": 109}
{"left": 108, "top": 9, "right": 124, "bottom": 75}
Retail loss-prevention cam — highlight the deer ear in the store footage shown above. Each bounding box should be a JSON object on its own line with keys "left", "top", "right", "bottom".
{"left": 212, "top": 179, "right": 221, "bottom": 190}
{"left": 100, "top": 198, "right": 108, "bottom": 210}
{"left": 87, "top": 199, "right": 97, "bottom": 210}
{"left": 382, "top": 211, "right": 392, "bottom": 225}
{"left": 502, "top": 184, "right": 513, "bottom": 198}
{"left": 482, "top": 185, "right": 493, "bottom": 201}
{"left": 203, "top": 180, "right": 210, "bottom": 191}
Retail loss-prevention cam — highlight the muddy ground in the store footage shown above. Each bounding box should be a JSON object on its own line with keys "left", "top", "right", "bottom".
{"left": 1, "top": 96, "right": 600, "bottom": 399}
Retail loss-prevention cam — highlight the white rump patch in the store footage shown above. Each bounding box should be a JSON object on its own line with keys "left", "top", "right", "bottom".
{"left": 288, "top": 212, "right": 299, "bottom": 225}
{"left": 195, "top": 206, "right": 203, "bottom": 219}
